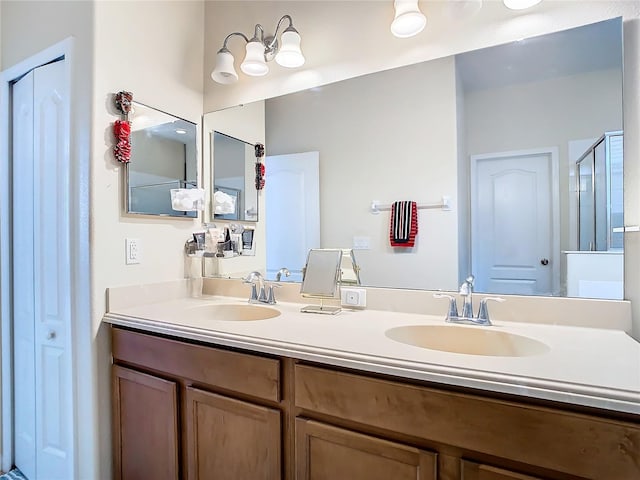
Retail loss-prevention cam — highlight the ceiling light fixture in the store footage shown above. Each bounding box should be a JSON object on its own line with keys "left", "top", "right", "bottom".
{"left": 391, "top": 0, "right": 427, "bottom": 38}
{"left": 503, "top": 0, "right": 543, "bottom": 10}
{"left": 211, "top": 15, "right": 305, "bottom": 85}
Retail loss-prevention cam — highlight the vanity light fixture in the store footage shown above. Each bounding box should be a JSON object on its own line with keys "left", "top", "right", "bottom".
{"left": 391, "top": 0, "right": 427, "bottom": 38}
{"left": 503, "top": 0, "right": 542, "bottom": 10}
{"left": 211, "top": 15, "right": 305, "bottom": 84}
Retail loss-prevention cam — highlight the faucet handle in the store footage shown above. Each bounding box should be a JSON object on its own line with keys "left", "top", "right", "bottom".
{"left": 266, "top": 283, "right": 282, "bottom": 304}
{"left": 258, "top": 285, "right": 269, "bottom": 303}
{"left": 477, "top": 297, "right": 505, "bottom": 325}
{"left": 433, "top": 293, "right": 459, "bottom": 321}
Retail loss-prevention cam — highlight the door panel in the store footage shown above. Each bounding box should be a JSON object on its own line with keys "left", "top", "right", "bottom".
{"left": 296, "top": 419, "right": 437, "bottom": 480}
{"left": 472, "top": 152, "right": 554, "bottom": 295}
{"left": 112, "top": 365, "right": 179, "bottom": 480}
{"left": 33, "top": 59, "right": 72, "bottom": 480}
{"left": 185, "top": 387, "right": 281, "bottom": 480}
{"left": 12, "top": 68, "right": 37, "bottom": 480}
{"left": 265, "top": 152, "right": 320, "bottom": 281}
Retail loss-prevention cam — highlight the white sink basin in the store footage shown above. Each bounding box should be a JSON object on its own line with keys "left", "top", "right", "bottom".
{"left": 385, "top": 325, "right": 549, "bottom": 357}
{"left": 187, "top": 304, "right": 281, "bottom": 321}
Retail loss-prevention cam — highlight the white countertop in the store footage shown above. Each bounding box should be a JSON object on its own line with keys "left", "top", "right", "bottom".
{"left": 103, "top": 294, "right": 640, "bottom": 415}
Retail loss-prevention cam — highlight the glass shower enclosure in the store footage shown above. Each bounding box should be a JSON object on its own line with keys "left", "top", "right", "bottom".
{"left": 577, "top": 131, "right": 623, "bottom": 252}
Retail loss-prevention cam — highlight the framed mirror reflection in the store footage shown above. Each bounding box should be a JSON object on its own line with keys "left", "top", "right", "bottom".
{"left": 126, "top": 101, "right": 198, "bottom": 217}
{"left": 212, "top": 131, "right": 259, "bottom": 222}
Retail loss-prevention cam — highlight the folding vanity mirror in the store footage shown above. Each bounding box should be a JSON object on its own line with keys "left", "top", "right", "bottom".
{"left": 300, "top": 249, "right": 343, "bottom": 314}
{"left": 126, "top": 101, "right": 198, "bottom": 217}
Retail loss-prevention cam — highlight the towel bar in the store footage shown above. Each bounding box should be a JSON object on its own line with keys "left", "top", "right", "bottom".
{"left": 370, "top": 196, "right": 451, "bottom": 215}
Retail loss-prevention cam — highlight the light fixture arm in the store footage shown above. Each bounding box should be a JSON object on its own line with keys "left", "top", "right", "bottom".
{"left": 220, "top": 31, "right": 250, "bottom": 50}
{"left": 266, "top": 15, "right": 295, "bottom": 49}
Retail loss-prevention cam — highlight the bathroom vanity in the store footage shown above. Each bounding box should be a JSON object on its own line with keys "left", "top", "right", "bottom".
{"left": 105, "top": 282, "right": 640, "bottom": 480}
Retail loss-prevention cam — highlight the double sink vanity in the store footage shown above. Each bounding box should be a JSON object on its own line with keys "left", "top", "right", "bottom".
{"left": 104, "top": 278, "right": 640, "bottom": 480}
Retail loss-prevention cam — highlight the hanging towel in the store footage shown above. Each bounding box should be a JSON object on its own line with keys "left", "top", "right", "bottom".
{"left": 390, "top": 201, "right": 418, "bottom": 247}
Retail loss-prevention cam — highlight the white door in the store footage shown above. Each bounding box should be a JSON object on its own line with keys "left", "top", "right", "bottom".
{"left": 471, "top": 150, "right": 557, "bottom": 295}
{"left": 265, "top": 152, "right": 320, "bottom": 282}
{"left": 12, "top": 59, "right": 73, "bottom": 480}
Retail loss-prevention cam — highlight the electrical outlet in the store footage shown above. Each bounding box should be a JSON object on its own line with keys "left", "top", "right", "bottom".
{"left": 341, "top": 288, "right": 367, "bottom": 308}
{"left": 125, "top": 238, "right": 141, "bottom": 265}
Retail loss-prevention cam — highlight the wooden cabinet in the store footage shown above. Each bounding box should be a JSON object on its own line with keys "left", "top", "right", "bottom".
{"left": 185, "top": 387, "right": 281, "bottom": 480}
{"left": 111, "top": 327, "right": 640, "bottom": 480}
{"left": 112, "top": 365, "right": 179, "bottom": 480}
{"left": 294, "top": 364, "right": 640, "bottom": 480}
{"left": 296, "top": 419, "right": 437, "bottom": 480}
{"left": 111, "top": 328, "right": 283, "bottom": 480}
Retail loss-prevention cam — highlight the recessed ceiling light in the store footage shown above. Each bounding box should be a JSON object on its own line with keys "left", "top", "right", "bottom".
{"left": 503, "top": 0, "right": 543, "bottom": 10}
{"left": 175, "top": 129, "right": 187, "bottom": 135}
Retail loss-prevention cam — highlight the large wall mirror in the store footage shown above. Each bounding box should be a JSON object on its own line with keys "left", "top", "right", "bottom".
{"left": 203, "top": 18, "right": 624, "bottom": 300}
{"left": 127, "top": 101, "right": 198, "bottom": 217}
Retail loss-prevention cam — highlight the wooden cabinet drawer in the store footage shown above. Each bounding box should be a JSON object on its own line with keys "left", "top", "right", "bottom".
{"left": 296, "top": 419, "right": 436, "bottom": 480}
{"left": 294, "top": 364, "right": 640, "bottom": 479}
{"left": 461, "top": 460, "right": 542, "bottom": 480}
{"left": 112, "top": 327, "right": 280, "bottom": 402}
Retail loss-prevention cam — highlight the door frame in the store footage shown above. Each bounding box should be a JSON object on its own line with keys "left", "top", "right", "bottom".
{"left": 0, "top": 37, "right": 86, "bottom": 477}
{"left": 470, "top": 147, "right": 560, "bottom": 296}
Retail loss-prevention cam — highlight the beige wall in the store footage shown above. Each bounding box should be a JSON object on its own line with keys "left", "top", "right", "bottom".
{"left": 265, "top": 57, "right": 459, "bottom": 290}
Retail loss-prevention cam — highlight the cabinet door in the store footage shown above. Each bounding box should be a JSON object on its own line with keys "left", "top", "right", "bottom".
{"left": 296, "top": 419, "right": 437, "bottom": 480}
{"left": 461, "top": 460, "right": 542, "bottom": 480}
{"left": 185, "top": 386, "right": 281, "bottom": 480}
{"left": 112, "top": 365, "right": 179, "bottom": 480}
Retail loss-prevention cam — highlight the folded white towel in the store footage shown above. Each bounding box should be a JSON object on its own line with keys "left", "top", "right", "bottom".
{"left": 214, "top": 190, "right": 236, "bottom": 215}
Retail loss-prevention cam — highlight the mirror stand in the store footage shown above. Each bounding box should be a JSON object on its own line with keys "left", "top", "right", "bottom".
{"left": 300, "top": 249, "right": 343, "bottom": 315}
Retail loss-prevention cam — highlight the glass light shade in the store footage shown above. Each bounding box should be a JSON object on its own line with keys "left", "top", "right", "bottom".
{"left": 391, "top": 0, "right": 426, "bottom": 38}
{"left": 275, "top": 30, "right": 305, "bottom": 68}
{"left": 211, "top": 49, "right": 238, "bottom": 84}
{"left": 503, "top": 0, "right": 542, "bottom": 9}
{"left": 241, "top": 40, "right": 269, "bottom": 76}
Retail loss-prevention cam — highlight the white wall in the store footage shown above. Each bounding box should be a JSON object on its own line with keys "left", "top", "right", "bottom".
{"left": 265, "top": 57, "right": 459, "bottom": 290}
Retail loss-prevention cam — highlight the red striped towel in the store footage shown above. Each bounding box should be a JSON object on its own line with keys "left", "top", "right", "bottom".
{"left": 390, "top": 201, "right": 418, "bottom": 247}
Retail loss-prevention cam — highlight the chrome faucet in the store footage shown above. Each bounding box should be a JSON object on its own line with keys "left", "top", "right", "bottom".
{"left": 276, "top": 267, "right": 290, "bottom": 282}
{"left": 243, "top": 271, "right": 266, "bottom": 303}
{"left": 433, "top": 275, "right": 504, "bottom": 326}
{"left": 243, "top": 271, "right": 285, "bottom": 305}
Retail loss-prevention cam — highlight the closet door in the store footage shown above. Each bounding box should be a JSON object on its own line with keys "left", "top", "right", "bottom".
{"left": 13, "top": 67, "right": 37, "bottom": 480}
{"left": 12, "top": 58, "right": 72, "bottom": 480}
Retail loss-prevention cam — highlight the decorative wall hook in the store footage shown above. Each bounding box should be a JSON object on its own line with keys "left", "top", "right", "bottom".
{"left": 113, "top": 91, "right": 133, "bottom": 164}
{"left": 255, "top": 142, "right": 265, "bottom": 190}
